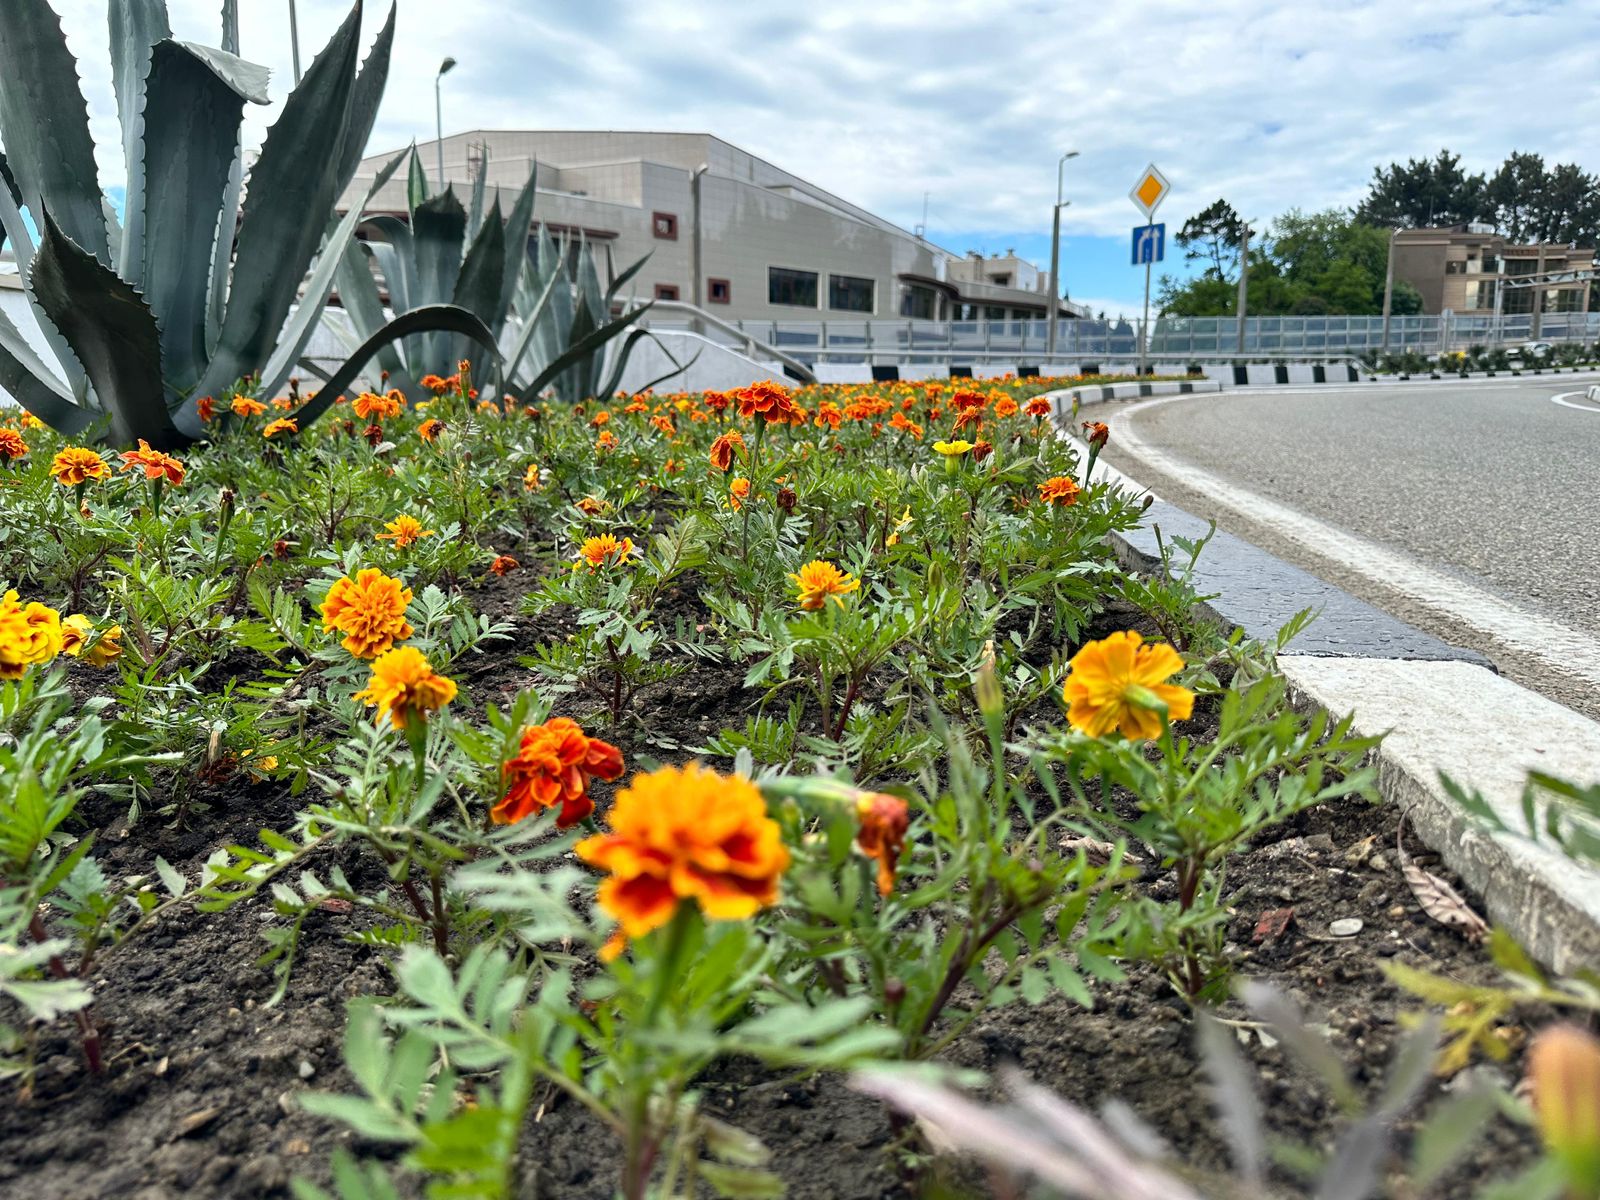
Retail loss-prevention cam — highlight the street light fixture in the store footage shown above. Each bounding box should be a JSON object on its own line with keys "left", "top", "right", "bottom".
{"left": 1045, "top": 150, "right": 1079, "bottom": 358}
{"left": 435, "top": 57, "right": 458, "bottom": 190}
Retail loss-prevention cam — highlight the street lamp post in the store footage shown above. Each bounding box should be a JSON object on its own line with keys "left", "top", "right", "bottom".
{"left": 287, "top": 0, "right": 302, "bottom": 84}
{"left": 434, "top": 57, "right": 458, "bottom": 190}
{"left": 1045, "top": 150, "right": 1079, "bottom": 359}
{"left": 1380, "top": 226, "right": 1398, "bottom": 352}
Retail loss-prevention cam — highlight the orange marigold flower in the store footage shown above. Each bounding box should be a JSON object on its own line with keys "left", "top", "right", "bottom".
{"left": 590, "top": 409, "right": 612, "bottom": 427}
{"left": 489, "top": 554, "right": 520, "bottom": 576}
{"left": 18, "top": 412, "right": 46, "bottom": 431}
{"left": 418, "top": 418, "right": 444, "bottom": 443}
{"left": 376, "top": 515, "right": 434, "bottom": 547}
{"left": 419, "top": 374, "right": 449, "bottom": 394}
{"left": 574, "top": 762, "right": 789, "bottom": 959}
{"left": 952, "top": 390, "right": 987, "bottom": 413}
{"left": 952, "top": 408, "right": 983, "bottom": 434}
{"left": 319, "top": 568, "right": 415, "bottom": 659}
{"left": 352, "top": 646, "right": 456, "bottom": 729}
{"left": 703, "top": 390, "right": 731, "bottom": 412}
{"left": 1038, "top": 476, "right": 1081, "bottom": 506}
{"left": 736, "top": 380, "right": 800, "bottom": 423}
{"left": 650, "top": 414, "right": 675, "bottom": 436}
{"left": 522, "top": 463, "right": 543, "bottom": 491}
{"left": 576, "top": 495, "right": 605, "bottom": 515}
{"left": 1082, "top": 420, "right": 1110, "bottom": 449}
{"left": 262, "top": 417, "right": 298, "bottom": 439}
{"left": 789, "top": 559, "right": 859, "bottom": 610}
{"left": 271, "top": 396, "right": 297, "bottom": 412}
{"left": 49, "top": 447, "right": 109, "bottom": 487}
{"left": 352, "top": 391, "right": 404, "bottom": 421}
{"left": 0, "top": 428, "right": 30, "bottom": 461}
{"left": 1063, "top": 631, "right": 1194, "bottom": 741}
{"left": 494, "top": 717, "right": 624, "bottom": 829}
{"left": 576, "top": 534, "right": 634, "bottom": 570}
{"left": 1025, "top": 395, "right": 1053, "bottom": 418}
{"left": 855, "top": 792, "right": 910, "bottom": 896}
{"left": 728, "top": 476, "right": 751, "bottom": 510}
{"left": 994, "top": 397, "right": 1019, "bottom": 418}
{"left": 709, "top": 431, "right": 746, "bottom": 472}
{"left": 0, "top": 590, "right": 64, "bottom": 680}
{"left": 197, "top": 395, "right": 217, "bottom": 423}
{"left": 230, "top": 395, "right": 267, "bottom": 418}
{"left": 596, "top": 430, "right": 618, "bottom": 452}
{"left": 623, "top": 398, "right": 649, "bottom": 414}
{"left": 972, "top": 440, "right": 994, "bottom": 462}
{"left": 119, "top": 440, "right": 185, "bottom": 485}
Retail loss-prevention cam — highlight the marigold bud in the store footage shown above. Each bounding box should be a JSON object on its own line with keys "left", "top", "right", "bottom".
{"left": 1529, "top": 1024, "right": 1600, "bottom": 1192}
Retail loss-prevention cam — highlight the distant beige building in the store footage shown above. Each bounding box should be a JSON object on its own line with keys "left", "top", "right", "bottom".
{"left": 1393, "top": 224, "right": 1595, "bottom": 317}
{"left": 342, "top": 131, "right": 1086, "bottom": 326}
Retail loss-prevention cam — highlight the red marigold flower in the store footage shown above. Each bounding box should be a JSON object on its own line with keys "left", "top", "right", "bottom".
{"left": 119, "top": 439, "right": 185, "bottom": 485}
{"left": 489, "top": 554, "right": 520, "bottom": 576}
{"left": 418, "top": 418, "right": 444, "bottom": 443}
{"left": 1025, "top": 395, "right": 1053, "bottom": 418}
{"left": 1082, "top": 421, "right": 1110, "bottom": 449}
{"left": 735, "top": 380, "right": 801, "bottom": 423}
{"left": 855, "top": 793, "right": 910, "bottom": 896}
{"left": 494, "top": 717, "right": 624, "bottom": 828}
{"left": 197, "top": 395, "right": 217, "bottom": 423}
{"left": 709, "top": 431, "right": 746, "bottom": 472}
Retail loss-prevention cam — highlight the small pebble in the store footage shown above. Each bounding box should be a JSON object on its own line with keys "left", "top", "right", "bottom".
{"left": 1329, "top": 918, "right": 1364, "bottom": 937}
{"left": 297, "top": 1060, "right": 316, "bottom": 1080}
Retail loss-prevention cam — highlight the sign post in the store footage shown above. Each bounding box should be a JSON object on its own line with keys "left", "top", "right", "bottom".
{"left": 1129, "top": 164, "right": 1170, "bottom": 376}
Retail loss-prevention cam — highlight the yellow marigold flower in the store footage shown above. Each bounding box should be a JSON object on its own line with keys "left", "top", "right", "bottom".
{"left": 352, "top": 646, "right": 457, "bottom": 729}
{"left": 230, "top": 395, "right": 267, "bottom": 418}
{"left": 118, "top": 440, "right": 185, "bottom": 485}
{"left": 1062, "top": 631, "right": 1194, "bottom": 741}
{"left": 789, "top": 559, "right": 860, "bottom": 611}
{"left": 522, "top": 463, "right": 542, "bottom": 491}
{"left": 319, "top": 568, "right": 415, "bottom": 659}
{"left": 886, "top": 505, "right": 913, "bottom": 547}
{"left": 931, "top": 439, "right": 973, "bottom": 457}
{"left": 375, "top": 515, "right": 435, "bottom": 548}
{"left": 18, "top": 411, "right": 46, "bottom": 431}
{"left": 0, "top": 428, "right": 30, "bottom": 461}
{"left": 418, "top": 418, "right": 444, "bottom": 444}
{"left": 574, "top": 762, "right": 790, "bottom": 960}
{"left": 576, "top": 534, "right": 634, "bottom": 570}
{"left": 1038, "top": 476, "right": 1081, "bottom": 506}
{"left": 0, "top": 590, "right": 64, "bottom": 680}
{"left": 60, "top": 615, "right": 121, "bottom": 667}
{"left": 49, "top": 447, "right": 109, "bottom": 487}
{"left": 262, "top": 417, "right": 298, "bottom": 439}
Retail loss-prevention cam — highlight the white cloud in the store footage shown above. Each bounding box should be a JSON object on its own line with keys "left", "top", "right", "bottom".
{"left": 46, "top": 0, "right": 1600, "bottom": 247}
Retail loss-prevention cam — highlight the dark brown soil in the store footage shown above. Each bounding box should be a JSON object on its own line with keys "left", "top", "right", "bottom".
{"left": 0, "top": 587, "right": 1537, "bottom": 1199}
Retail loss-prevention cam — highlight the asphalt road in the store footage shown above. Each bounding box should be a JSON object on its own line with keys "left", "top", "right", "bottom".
{"left": 1098, "top": 373, "right": 1600, "bottom": 721}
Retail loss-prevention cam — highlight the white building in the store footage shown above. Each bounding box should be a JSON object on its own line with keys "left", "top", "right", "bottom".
{"left": 341, "top": 131, "right": 1086, "bottom": 327}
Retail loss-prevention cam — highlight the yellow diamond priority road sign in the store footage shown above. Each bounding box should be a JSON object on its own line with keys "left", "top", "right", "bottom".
{"left": 1130, "top": 163, "right": 1170, "bottom": 218}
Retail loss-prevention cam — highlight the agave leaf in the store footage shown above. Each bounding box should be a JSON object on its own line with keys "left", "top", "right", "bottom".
{"left": 0, "top": 151, "right": 85, "bottom": 400}
{"left": 197, "top": 0, "right": 364, "bottom": 401}
{"left": 503, "top": 259, "right": 565, "bottom": 384}
{"left": 30, "top": 212, "right": 175, "bottom": 448}
{"left": 410, "top": 188, "right": 467, "bottom": 371}
{"left": 0, "top": 309, "right": 90, "bottom": 436}
{"left": 141, "top": 38, "right": 268, "bottom": 399}
{"left": 334, "top": 240, "right": 410, "bottom": 388}
{"left": 250, "top": 149, "right": 407, "bottom": 409}
{"left": 333, "top": 3, "right": 396, "bottom": 186}
{"left": 292, "top": 304, "right": 500, "bottom": 427}
{"left": 452, "top": 196, "right": 505, "bottom": 347}
{"left": 204, "top": 0, "right": 245, "bottom": 353}
{"left": 466, "top": 146, "right": 488, "bottom": 243}
{"left": 494, "top": 162, "right": 538, "bottom": 332}
{"left": 521, "top": 302, "right": 652, "bottom": 403}
{"left": 597, "top": 327, "right": 696, "bottom": 400}
{"left": 362, "top": 216, "right": 417, "bottom": 315}
{"left": 0, "top": 0, "right": 110, "bottom": 265}
{"left": 407, "top": 147, "right": 430, "bottom": 212}
{"left": 109, "top": 0, "right": 172, "bottom": 284}
{"left": 603, "top": 247, "right": 652, "bottom": 308}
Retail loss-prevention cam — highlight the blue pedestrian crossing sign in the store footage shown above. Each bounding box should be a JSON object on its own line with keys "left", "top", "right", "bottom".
{"left": 1131, "top": 223, "right": 1165, "bottom": 266}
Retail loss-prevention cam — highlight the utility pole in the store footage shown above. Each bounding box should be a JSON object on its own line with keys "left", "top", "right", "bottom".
{"left": 1380, "top": 226, "right": 1397, "bottom": 351}
{"left": 434, "top": 58, "right": 458, "bottom": 190}
{"left": 1235, "top": 220, "right": 1250, "bottom": 354}
{"left": 1046, "top": 150, "right": 1079, "bottom": 359}
{"left": 287, "top": 0, "right": 302, "bottom": 84}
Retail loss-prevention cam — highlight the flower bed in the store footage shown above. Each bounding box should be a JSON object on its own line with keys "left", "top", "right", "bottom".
{"left": 0, "top": 374, "right": 1574, "bottom": 1198}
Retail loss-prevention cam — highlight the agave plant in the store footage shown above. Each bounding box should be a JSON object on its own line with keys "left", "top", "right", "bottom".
{"left": 0, "top": 0, "right": 494, "bottom": 449}
{"left": 332, "top": 146, "right": 536, "bottom": 400}
{"left": 504, "top": 223, "right": 693, "bottom": 404}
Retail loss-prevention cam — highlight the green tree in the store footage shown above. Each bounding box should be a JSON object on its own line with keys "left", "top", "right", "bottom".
{"left": 1486, "top": 151, "right": 1548, "bottom": 242}
{"left": 1175, "top": 199, "right": 1245, "bottom": 280}
{"left": 1355, "top": 149, "right": 1489, "bottom": 228}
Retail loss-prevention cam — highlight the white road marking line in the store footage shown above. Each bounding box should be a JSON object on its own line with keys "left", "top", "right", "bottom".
{"left": 1552, "top": 390, "right": 1600, "bottom": 413}
{"left": 1108, "top": 392, "right": 1600, "bottom": 688}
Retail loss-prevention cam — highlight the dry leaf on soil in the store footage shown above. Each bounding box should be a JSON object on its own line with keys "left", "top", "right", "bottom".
{"left": 1397, "top": 821, "right": 1489, "bottom": 942}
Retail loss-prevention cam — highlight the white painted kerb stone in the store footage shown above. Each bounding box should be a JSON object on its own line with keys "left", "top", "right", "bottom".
{"left": 1280, "top": 655, "right": 1600, "bottom": 974}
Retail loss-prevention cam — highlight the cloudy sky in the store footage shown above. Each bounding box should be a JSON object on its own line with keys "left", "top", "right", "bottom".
{"left": 55, "top": 0, "right": 1600, "bottom": 315}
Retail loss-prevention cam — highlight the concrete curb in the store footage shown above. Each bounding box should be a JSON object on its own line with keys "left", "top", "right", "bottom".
{"left": 1042, "top": 391, "right": 1600, "bottom": 973}
{"left": 1047, "top": 379, "right": 1221, "bottom": 419}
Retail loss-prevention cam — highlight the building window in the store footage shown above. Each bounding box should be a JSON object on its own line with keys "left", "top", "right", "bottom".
{"left": 828, "top": 273, "right": 875, "bottom": 313}
{"left": 707, "top": 278, "right": 731, "bottom": 304}
{"left": 654, "top": 283, "right": 680, "bottom": 301}
{"left": 899, "top": 284, "right": 937, "bottom": 319}
{"left": 1444, "top": 261, "right": 1466, "bottom": 275}
{"left": 768, "top": 266, "right": 818, "bottom": 308}
{"left": 983, "top": 305, "right": 1006, "bottom": 321}
{"left": 652, "top": 212, "right": 678, "bottom": 240}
